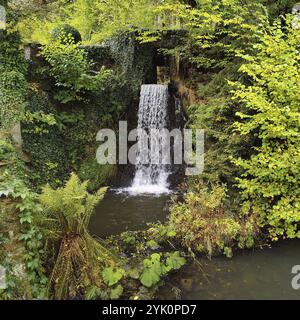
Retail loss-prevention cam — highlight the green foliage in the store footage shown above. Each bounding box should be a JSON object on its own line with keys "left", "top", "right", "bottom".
{"left": 86, "top": 268, "right": 125, "bottom": 300}
{"left": 39, "top": 173, "right": 106, "bottom": 236}
{"left": 87, "top": 0, "right": 166, "bottom": 43}
{"left": 56, "top": 71, "right": 127, "bottom": 174}
{"left": 103, "top": 229, "right": 186, "bottom": 299}
{"left": 24, "top": 53, "right": 126, "bottom": 191}
{"left": 0, "top": 139, "right": 15, "bottom": 162}
{"left": 4, "top": 0, "right": 300, "bottom": 300}
{"left": 0, "top": 10, "right": 27, "bottom": 130}
{"left": 167, "top": 185, "right": 258, "bottom": 256}
{"left": 22, "top": 111, "right": 57, "bottom": 135}
{"left": 165, "top": 251, "right": 186, "bottom": 270}
{"left": 187, "top": 65, "right": 256, "bottom": 189}
{"left": 41, "top": 36, "right": 111, "bottom": 103}
{"left": 84, "top": 285, "right": 105, "bottom": 300}
{"left": 102, "top": 267, "right": 125, "bottom": 286}
{"left": 140, "top": 252, "right": 186, "bottom": 288}
{"left": 51, "top": 24, "right": 82, "bottom": 43}
{"left": 232, "top": 17, "right": 300, "bottom": 240}
{"left": 0, "top": 10, "right": 47, "bottom": 298}
{"left": 264, "top": 0, "right": 297, "bottom": 20}
{"left": 143, "top": 0, "right": 267, "bottom": 69}
{"left": 55, "top": 111, "right": 85, "bottom": 131}
{"left": 11, "top": 180, "right": 47, "bottom": 298}
{"left": 22, "top": 88, "right": 68, "bottom": 189}
{"left": 108, "top": 32, "right": 157, "bottom": 93}
{"left": 16, "top": 0, "right": 177, "bottom": 44}
{"left": 0, "top": 170, "right": 47, "bottom": 299}
{"left": 38, "top": 173, "right": 115, "bottom": 299}
{"left": 79, "top": 158, "right": 116, "bottom": 192}
{"left": 140, "top": 253, "right": 163, "bottom": 288}
{"left": 110, "top": 284, "right": 123, "bottom": 299}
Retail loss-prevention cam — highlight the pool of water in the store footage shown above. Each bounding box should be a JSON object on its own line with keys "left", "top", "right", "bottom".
{"left": 159, "top": 240, "right": 300, "bottom": 300}
{"left": 89, "top": 191, "right": 169, "bottom": 237}
{"left": 89, "top": 190, "right": 300, "bottom": 300}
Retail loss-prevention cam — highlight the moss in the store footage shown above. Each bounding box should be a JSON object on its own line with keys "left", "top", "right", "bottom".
{"left": 79, "top": 157, "right": 117, "bottom": 192}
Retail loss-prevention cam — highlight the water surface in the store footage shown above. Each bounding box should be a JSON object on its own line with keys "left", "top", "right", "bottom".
{"left": 89, "top": 191, "right": 300, "bottom": 300}
{"left": 89, "top": 191, "right": 169, "bottom": 237}
{"left": 159, "top": 240, "right": 300, "bottom": 300}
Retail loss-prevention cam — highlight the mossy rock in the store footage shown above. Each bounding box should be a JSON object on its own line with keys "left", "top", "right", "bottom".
{"left": 79, "top": 157, "right": 116, "bottom": 192}
{"left": 51, "top": 24, "right": 82, "bottom": 44}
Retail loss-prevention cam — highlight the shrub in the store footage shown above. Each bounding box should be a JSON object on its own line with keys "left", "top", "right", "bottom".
{"left": 41, "top": 36, "right": 110, "bottom": 103}
{"left": 167, "top": 185, "right": 258, "bottom": 257}
{"left": 232, "top": 17, "right": 300, "bottom": 240}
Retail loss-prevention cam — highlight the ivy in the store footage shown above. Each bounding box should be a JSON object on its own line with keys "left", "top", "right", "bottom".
{"left": 22, "top": 111, "right": 57, "bottom": 135}
{"left": 0, "top": 171, "right": 47, "bottom": 299}
{"left": 22, "top": 88, "right": 68, "bottom": 189}
{"left": 0, "top": 9, "right": 27, "bottom": 130}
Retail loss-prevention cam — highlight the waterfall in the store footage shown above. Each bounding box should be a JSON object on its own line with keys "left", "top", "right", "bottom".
{"left": 126, "top": 84, "right": 171, "bottom": 195}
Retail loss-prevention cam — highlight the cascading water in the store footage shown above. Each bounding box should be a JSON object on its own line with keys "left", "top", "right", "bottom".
{"left": 126, "top": 84, "right": 171, "bottom": 195}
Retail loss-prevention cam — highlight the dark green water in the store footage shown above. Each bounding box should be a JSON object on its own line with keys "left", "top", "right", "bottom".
{"left": 159, "top": 240, "right": 300, "bottom": 300}
{"left": 90, "top": 192, "right": 300, "bottom": 300}
{"left": 89, "top": 191, "right": 169, "bottom": 237}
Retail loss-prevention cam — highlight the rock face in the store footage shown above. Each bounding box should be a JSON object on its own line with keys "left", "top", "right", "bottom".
{"left": 10, "top": 122, "right": 22, "bottom": 147}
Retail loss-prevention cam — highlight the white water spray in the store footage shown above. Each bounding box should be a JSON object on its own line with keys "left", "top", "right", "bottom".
{"left": 126, "top": 84, "right": 171, "bottom": 195}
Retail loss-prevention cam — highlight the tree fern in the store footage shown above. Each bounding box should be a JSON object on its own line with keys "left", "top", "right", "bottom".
{"left": 39, "top": 173, "right": 116, "bottom": 299}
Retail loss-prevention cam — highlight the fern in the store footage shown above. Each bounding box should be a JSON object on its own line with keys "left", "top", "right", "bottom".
{"left": 39, "top": 173, "right": 116, "bottom": 299}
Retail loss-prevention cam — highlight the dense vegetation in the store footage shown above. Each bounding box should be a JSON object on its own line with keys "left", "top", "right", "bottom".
{"left": 0, "top": 0, "right": 299, "bottom": 300}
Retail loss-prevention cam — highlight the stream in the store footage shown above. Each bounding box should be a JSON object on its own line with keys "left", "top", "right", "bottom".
{"left": 90, "top": 191, "right": 300, "bottom": 300}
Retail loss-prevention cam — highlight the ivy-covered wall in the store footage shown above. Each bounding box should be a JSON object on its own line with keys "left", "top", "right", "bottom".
{"left": 0, "top": 10, "right": 27, "bottom": 132}
{"left": 106, "top": 32, "right": 157, "bottom": 93}
{"left": 22, "top": 87, "right": 68, "bottom": 188}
